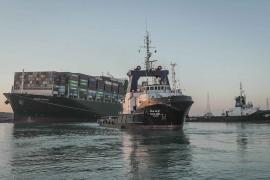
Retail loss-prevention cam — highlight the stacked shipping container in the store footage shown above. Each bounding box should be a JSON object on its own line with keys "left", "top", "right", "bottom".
{"left": 96, "top": 77, "right": 105, "bottom": 101}
{"left": 14, "top": 71, "right": 54, "bottom": 90}
{"left": 53, "top": 72, "right": 68, "bottom": 96}
{"left": 68, "top": 73, "right": 79, "bottom": 97}
{"left": 78, "top": 73, "right": 88, "bottom": 99}
{"left": 13, "top": 71, "right": 127, "bottom": 102}
{"left": 13, "top": 72, "right": 54, "bottom": 96}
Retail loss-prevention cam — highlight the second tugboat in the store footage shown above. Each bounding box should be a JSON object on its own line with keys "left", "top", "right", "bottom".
{"left": 187, "top": 83, "right": 270, "bottom": 122}
{"left": 99, "top": 31, "right": 193, "bottom": 130}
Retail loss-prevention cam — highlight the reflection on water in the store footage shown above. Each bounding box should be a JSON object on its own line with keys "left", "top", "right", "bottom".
{"left": 1, "top": 122, "right": 270, "bottom": 179}
{"left": 236, "top": 123, "right": 248, "bottom": 153}
{"left": 121, "top": 130, "right": 192, "bottom": 179}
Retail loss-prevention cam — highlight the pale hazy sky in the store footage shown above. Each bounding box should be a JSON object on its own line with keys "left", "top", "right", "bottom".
{"left": 0, "top": 0, "right": 269, "bottom": 115}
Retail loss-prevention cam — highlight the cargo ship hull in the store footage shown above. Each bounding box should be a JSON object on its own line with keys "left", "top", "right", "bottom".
{"left": 4, "top": 93, "right": 122, "bottom": 123}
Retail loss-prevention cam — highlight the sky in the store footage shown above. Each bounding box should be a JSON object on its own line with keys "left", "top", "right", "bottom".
{"left": 0, "top": 0, "right": 269, "bottom": 115}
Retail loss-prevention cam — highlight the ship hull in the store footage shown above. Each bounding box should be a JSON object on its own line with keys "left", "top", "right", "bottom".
{"left": 187, "top": 110, "right": 270, "bottom": 123}
{"left": 4, "top": 93, "right": 122, "bottom": 123}
{"left": 99, "top": 95, "right": 193, "bottom": 129}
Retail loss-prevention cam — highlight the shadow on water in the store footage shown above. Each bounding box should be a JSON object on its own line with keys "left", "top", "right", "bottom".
{"left": 121, "top": 130, "right": 194, "bottom": 180}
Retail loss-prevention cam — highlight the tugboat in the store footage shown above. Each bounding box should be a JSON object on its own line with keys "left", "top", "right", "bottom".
{"left": 187, "top": 83, "right": 270, "bottom": 122}
{"left": 98, "top": 31, "right": 193, "bottom": 130}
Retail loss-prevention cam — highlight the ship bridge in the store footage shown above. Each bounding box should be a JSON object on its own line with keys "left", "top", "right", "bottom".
{"left": 126, "top": 68, "right": 170, "bottom": 92}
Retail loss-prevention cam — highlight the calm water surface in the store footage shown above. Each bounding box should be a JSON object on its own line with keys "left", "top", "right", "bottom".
{"left": 1, "top": 122, "right": 270, "bottom": 179}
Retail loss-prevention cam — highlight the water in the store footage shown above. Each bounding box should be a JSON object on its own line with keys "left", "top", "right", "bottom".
{"left": 1, "top": 122, "right": 270, "bottom": 180}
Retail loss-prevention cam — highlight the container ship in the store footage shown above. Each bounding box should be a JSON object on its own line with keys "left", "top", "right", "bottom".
{"left": 99, "top": 31, "right": 193, "bottom": 130}
{"left": 4, "top": 71, "right": 127, "bottom": 123}
{"left": 187, "top": 83, "right": 270, "bottom": 123}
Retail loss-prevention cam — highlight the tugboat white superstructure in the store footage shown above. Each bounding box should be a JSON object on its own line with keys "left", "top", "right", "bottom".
{"left": 225, "top": 82, "right": 259, "bottom": 116}
{"left": 99, "top": 31, "right": 193, "bottom": 129}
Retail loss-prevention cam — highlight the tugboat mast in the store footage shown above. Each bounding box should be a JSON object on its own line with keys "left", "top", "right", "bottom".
{"left": 143, "top": 31, "right": 156, "bottom": 71}
{"left": 170, "top": 62, "right": 177, "bottom": 93}
{"left": 239, "top": 82, "right": 245, "bottom": 116}
{"left": 240, "top": 82, "right": 244, "bottom": 106}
